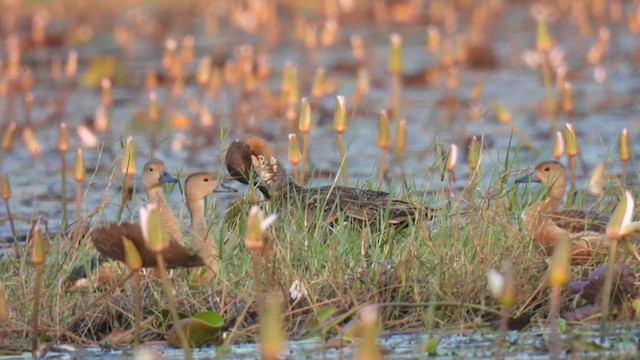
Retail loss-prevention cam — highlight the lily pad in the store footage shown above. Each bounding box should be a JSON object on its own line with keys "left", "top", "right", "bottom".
{"left": 166, "top": 313, "right": 223, "bottom": 348}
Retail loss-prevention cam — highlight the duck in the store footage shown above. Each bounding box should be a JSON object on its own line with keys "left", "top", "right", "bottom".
{"left": 68, "top": 161, "right": 234, "bottom": 285}
{"left": 183, "top": 172, "right": 236, "bottom": 276}
{"left": 225, "top": 135, "right": 434, "bottom": 226}
{"left": 515, "top": 160, "right": 609, "bottom": 263}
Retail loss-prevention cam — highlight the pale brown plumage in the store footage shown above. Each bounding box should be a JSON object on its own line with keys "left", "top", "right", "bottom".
{"left": 515, "top": 161, "right": 609, "bottom": 263}
{"left": 225, "top": 136, "right": 434, "bottom": 226}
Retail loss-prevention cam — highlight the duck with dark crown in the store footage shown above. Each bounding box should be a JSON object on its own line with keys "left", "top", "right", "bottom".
{"left": 225, "top": 135, "right": 435, "bottom": 226}
{"left": 515, "top": 160, "right": 610, "bottom": 263}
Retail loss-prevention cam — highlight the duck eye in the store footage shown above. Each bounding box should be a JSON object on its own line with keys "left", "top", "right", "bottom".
{"left": 148, "top": 168, "right": 153, "bottom": 172}
{"left": 544, "top": 167, "right": 550, "bottom": 171}
{"left": 203, "top": 178, "right": 209, "bottom": 182}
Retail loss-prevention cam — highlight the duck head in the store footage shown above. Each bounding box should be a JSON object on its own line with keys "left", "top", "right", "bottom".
{"left": 225, "top": 136, "right": 286, "bottom": 198}
{"left": 142, "top": 159, "right": 179, "bottom": 192}
{"left": 185, "top": 172, "right": 236, "bottom": 202}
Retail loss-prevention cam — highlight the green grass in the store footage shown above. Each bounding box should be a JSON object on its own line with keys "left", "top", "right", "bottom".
{"left": 0, "top": 144, "right": 629, "bottom": 351}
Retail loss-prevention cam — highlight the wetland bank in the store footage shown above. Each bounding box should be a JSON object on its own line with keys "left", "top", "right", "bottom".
{"left": 1, "top": 0, "right": 640, "bottom": 358}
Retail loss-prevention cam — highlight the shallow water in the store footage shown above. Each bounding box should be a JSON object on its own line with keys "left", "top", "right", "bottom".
{"left": 1, "top": 325, "right": 638, "bottom": 359}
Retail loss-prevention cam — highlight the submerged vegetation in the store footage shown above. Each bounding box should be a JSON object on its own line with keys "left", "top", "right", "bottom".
{"left": 0, "top": 0, "right": 639, "bottom": 357}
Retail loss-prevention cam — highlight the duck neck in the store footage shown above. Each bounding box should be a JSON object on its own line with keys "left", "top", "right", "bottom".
{"left": 187, "top": 197, "right": 209, "bottom": 245}
{"left": 147, "top": 185, "right": 183, "bottom": 243}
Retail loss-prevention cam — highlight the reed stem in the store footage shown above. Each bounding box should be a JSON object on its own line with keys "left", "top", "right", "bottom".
{"left": 621, "top": 160, "right": 628, "bottom": 186}
{"left": 548, "top": 285, "right": 561, "bottom": 360}
{"left": 337, "top": 134, "right": 348, "bottom": 187}
{"left": 250, "top": 252, "right": 265, "bottom": 313}
{"left": 600, "top": 240, "right": 618, "bottom": 343}
{"left": 60, "top": 154, "right": 67, "bottom": 229}
{"left": 133, "top": 272, "right": 142, "bottom": 348}
{"left": 156, "top": 253, "right": 193, "bottom": 359}
{"left": 74, "top": 180, "right": 82, "bottom": 224}
{"left": 540, "top": 53, "right": 557, "bottom": 132}
{"left": 31, "top": 265, "right": 42, "bottom": 357}
{"left": 117, "top": 174, "right": 132, "bottom": 221}
{"left": 376, "top": 148, "right": 387, "bottom": 191}
{"left": 300, "top": 133, "right": 309, "bottom": 185}
{"left": 567, "top": 155, "right": 576, "bottom": 207}
{"left": 3, "top": 199, "right": 18, "bottom": 259}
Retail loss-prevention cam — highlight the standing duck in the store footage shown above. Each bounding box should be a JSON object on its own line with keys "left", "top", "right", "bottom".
{"left": 225, "top": 136, "right": 434, "bottom": 226}
{"left": 515, "top": 161, "right": 610, "bottom": 263}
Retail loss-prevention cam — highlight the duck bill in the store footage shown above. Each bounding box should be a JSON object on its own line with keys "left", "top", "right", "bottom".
{"left": 159, "top": 170, "right": 179, "bottom": 184}
{"left": 515, "top": 171, "right": 541, "bottom": 184}
{"left": 213, "top": 182, "right": 238, "bottom": 193}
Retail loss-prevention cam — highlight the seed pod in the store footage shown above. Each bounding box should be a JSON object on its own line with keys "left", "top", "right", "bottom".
{"left": 377, "top": 110, "right": 391, "bottom": 149}
{"left": 332, "top": 95, "right": 347, "bottom": 134}
{"left": 298, "top": 98, "right": 312, "bottom": 133}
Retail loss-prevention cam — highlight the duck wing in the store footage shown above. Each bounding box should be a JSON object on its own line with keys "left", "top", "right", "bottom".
{"left": 549, "top": 209, "right": 609, "bottom": 234}
{"left": 90, "top": 223, "right": 204, "bottom": 268}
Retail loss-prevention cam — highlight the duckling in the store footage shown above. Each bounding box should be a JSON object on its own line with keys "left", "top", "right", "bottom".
{"left": 225, "top": 136, "right": 434, "bottom": 226}
{"left": 515, "top": 161, "right": 609, "bottom": 263}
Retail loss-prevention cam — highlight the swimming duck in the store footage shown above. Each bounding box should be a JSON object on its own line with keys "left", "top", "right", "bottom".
{"left": 225, "top": 136, "right": 434, "bottom": 226}
{"left": 515, "top": 161, "right": 609, "bottom": 263}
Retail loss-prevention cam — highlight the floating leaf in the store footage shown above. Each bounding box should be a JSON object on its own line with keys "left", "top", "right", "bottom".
{"left": 191, "top": 311, "right": 224, "bottom": 328}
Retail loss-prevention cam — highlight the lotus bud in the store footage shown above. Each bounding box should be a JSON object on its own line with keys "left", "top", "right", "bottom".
{"left": 121, "top": 137, "right": 136, "bottom": 176}
{"left": 145, "top": 68, "right": 158, "bottom": 90}
{"left": 320, "top": 19, "right": 338, "bottom": 47}
{"left": 446, "top": 144, "right": 458, "bottom": 172}
{"left": 493, "top": 102, "right": 511, "bottom": 124}
{"left": 180, "top": 35, "right": 194, "bottom": 63}
{"left": 140, "top": 204, "right": 169, "bottom": 252}
{"left": 298, "top": 98, "right": 312, "bottom": 133}
{"left": 561, "top": 82, "right": 573, "bottom": 113}
{"left": 426, "top": 25, "right": 441, "bottom": 53}
{"left": 57, "top": 122, "right": 69, "bottom": 153}
{"left": 22, "top": 127, "right": 41, "bottom": 157}
{"left": 288, "top": 134, "right": 301, "bottom": 166}
{"left": 122, "top": 236, "right": 143, "bottom": 271}
{"left": 355, "top": 68, "right": 370, "bottom": 95}
{"left": 607, "top": 191, "right": 640, "bottom": 240}
{"left": 564, "top": 123, "right": 579, "bottom": 156}
{"left": 2, "top": 122, "right": 17, "bottom": 152}
{"left": 101, "top": 78, "right": 112, "bottom": 107}
{"left": 65, "top": 50, "right": 77, "bottom": 78}
{"left": 333, "top": 95, "right": 347, "bottom": 134}
{"left": 552, "top": 131, "right": 564, "bottom": 160}
{"left": 244, "top": 206, "right": 277, "bottom": 251}
{"left": 74, "top": 149, "right": 85, "bottom": 182}
{"left": 377, "top": 110, "right": 391, "bottom": 149}
{"left": 94, "top": 105, "right": 109, "bottom": 133}
{"left": 619, "top": 128, "right": 631, "bottom": 162}
{"left": 549, "top": 233, "right": 570, "bottom": 287}
{"left": 1, "top": 173, "right": 10, "bottom": 200}
{"left": 468, "top": 136, "right": 480, "bottom": 172}
{"left": 260, "top": 291, "right": 285, "bottom": 360}
{"left": 387, "top": 33, "right": 403, "bottom": 74}
{"left": 31, "top": 223, "right": 45, "bottom": 265}
{"left": 356, "top": 305, "right": 382, "bottom": 360}
{"left": 395, "top": 119, "right": 407, "bottom": 153}
{"left": 311, "top": 67, "right": 325, "bottom": 98}
{"left": 51, "top": 57, "right": 62, "bottom": 81}
{"left": 148, "top": 92, "right": 158, "bottom": 122}
{"left": 536, "top": 19, "right": 553, "bottom": 52}
{"left": 587, "top": 162, "right": 605, "bottom": 197}
{"left": 351, "top": 35, "right": 364, "bottom": 61}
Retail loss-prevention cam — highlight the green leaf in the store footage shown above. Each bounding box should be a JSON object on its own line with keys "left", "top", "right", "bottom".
{"left": 192, "top": 311, "right": 224, "bottom": 328}
{"left": 167, "top": 317, "right": 222, "bottom": 348}
{"left": 318, "top": 306, "right": 338, "bottom": 323}
{"left": 422, "top": 335, "right": 440, "bottom": 355}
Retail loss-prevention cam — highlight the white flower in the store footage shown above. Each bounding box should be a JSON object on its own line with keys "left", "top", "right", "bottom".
{"left": 289, "top": 278, "right": 307, "bottom": 301}
{"left": 486, "top": 269, "right": 504, "bottom": 300}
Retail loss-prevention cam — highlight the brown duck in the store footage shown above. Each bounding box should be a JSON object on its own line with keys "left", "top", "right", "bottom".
{"left": 225, "top": 136, "right": 434, "bottom": 226}
{"left": 515, "top": 161, "right": 609, "bottom": 263}
{"left": 90, "top": 170, "right": 235, "bottom": 269}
